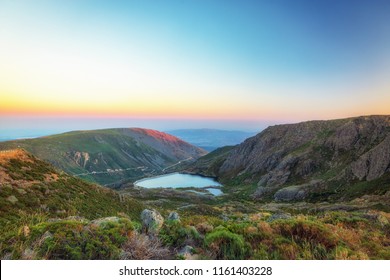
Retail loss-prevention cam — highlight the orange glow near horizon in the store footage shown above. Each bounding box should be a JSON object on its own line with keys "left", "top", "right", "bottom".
{"left": 1, "top": 1, "right": 390, "bottom": 126}
{"left": 2, "top": 81, "right": 389, "bottom": 122}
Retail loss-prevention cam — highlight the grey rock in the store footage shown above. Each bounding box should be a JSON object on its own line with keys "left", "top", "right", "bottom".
{"left": 274, "top": 185, "right": 307, "bottom": 202}
{"left": 178, "top": 245, "right": 194, "bottom": 259}
{"left": 167, "top": 212, "right": 180, "bottom": 221}
{"left": 22, "top": 248, "right": 36, "bottom": 260}
{"left": 141, "top": 209, "right": 164, "bottom": 235}
{"left": 350, "top": 135, "right": 390, "bottom": 181}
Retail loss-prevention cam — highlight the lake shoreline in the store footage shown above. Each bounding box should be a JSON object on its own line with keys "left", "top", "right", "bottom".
{"left": 134, "top": 172, "right": 223, "bottom": 196}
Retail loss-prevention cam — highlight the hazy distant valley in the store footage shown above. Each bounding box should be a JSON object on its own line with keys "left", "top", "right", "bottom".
{"left": 1, "top": 116, "right": 389, "bottom": 260}
{"left": 167, "top": 129, "right": 256, "bottom": 151}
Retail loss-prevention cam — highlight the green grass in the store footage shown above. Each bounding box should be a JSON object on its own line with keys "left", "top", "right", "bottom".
{"left": 8, "top": 217, "right": 135, "bottom": 259}
{"left": 0, "top": 128, "right": 186, "bottom": 185}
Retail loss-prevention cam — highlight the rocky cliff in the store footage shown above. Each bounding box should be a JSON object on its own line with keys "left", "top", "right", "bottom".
{"left": 191, "top": 116, "right": 390, "bottom": 202}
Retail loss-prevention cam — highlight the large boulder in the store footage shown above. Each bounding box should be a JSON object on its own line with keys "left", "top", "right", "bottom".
{"left": 274, "top": 185, "right": 307, "bottom": 202}
{"left": 141, "top": 209, "right": 164, "bottom": 235}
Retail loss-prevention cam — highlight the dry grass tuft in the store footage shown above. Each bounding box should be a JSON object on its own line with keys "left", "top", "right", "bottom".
{"left": 120, "top": 232, "right": 170, "bottom": 260}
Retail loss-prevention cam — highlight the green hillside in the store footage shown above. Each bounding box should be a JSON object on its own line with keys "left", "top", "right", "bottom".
{"left": 0, "top": 149, "right": 147, "bottom": 259}
{"left": 0, "top": 147, "right": 389, "bottom": 260}
{"left": 0, "top": 128, "right": 206, "bottom": 186}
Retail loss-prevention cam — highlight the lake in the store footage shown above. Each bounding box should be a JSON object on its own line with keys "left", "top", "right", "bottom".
{"left": 134, "top": 172, "right": 223, "bottom": 196}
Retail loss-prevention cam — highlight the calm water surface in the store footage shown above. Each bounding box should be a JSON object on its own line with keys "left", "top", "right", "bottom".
{"left": 134, "top": 173, "right": 222, "bottom": 196}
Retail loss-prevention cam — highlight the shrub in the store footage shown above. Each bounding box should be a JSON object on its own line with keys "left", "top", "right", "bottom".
{"left": 273, "top": 219, "right": 337, "bottom": 249}
{"left": 205, "top": 227, "right": 249, "bottom": 260}
{"left": 120, "top": 232, "right": 169, "bottom": 260}
{"left": 30, "top": 218, "right": 134, "bottom": 259}
{"left": 159, "top": 220, "right": 200, "bottom": 247}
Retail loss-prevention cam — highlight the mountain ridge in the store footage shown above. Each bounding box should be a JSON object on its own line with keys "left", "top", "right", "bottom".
{"left": 0, "top": 128, "right": 207, "bottom": 186}
{"left": 187, "top": 115, "right": 390, "bottom": 202}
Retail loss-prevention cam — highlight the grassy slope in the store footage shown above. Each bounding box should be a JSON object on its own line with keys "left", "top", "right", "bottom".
{"left": 0, "top": 149, "right": 144, "bottom": 258}
{"left": 0, "top": 129, "right": 187, "bottom": 185}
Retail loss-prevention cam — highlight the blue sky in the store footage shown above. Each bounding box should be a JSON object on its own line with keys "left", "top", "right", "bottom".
{"left": 0, "top": 0, "right": 389, "bottom": 135}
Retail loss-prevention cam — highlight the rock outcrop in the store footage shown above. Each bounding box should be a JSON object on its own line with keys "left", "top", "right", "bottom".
{"left": 141, "top": 209, "right": 164, "bottom": 235}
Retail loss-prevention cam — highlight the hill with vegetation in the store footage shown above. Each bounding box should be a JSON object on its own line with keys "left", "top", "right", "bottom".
{"left": 187, "top": 116, "right": 390, "bottom": 205}
{"left": 1, "top": 115, "right": 390, "bottom": 260}
{"left": 0, "top": 149, "right": 389, "bottom": 260}
{"left": 0, "top": 128, "right": 207, "bottom": 186}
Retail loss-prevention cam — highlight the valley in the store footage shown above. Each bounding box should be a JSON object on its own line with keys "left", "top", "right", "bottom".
{"left": 167, "top": 129, "right": 256, "bottom": 151}
{"left": 0, "top": 116, "right": 389, "bottom": 260}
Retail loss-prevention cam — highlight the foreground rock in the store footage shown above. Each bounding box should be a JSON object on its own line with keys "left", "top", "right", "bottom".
{"left": 141, "top": 209, "right": 164, "bottom": 235}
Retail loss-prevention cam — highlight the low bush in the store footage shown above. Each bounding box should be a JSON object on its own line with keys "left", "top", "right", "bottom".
{"left": 205, "top": 227, "right": 249, "bottom": 260}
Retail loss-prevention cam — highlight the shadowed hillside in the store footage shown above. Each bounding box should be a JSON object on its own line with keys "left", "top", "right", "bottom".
{"left": 187, "top": 116, "right": 390, "bottom": 203}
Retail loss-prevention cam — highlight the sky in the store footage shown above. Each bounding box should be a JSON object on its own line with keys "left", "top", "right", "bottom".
{"left": 1, "top": 0, "right": 390, "bottom": 135}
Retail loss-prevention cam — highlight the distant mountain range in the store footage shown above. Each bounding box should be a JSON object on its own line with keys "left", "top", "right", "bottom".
{"left": 166, "top": 129, "right": 256, "bottom": 151}
{"left": 187, "top": 115, "right": 390, "bottom": 203}
{"left": 0, "top": 128, "right": 206, "bottom": 186}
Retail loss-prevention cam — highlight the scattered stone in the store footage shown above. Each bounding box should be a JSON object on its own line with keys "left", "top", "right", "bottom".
{"left": 66, "top": 216, "right": 89, "bottom": 222}
{"left": 221, "top": 213, "right": 229, "bottom": 222}
{"left": 47, "top": 218, "right": 62, "bottom": 223}
{"left": 22, "top": 248, "right": 36, "bottom": 260}
{"left": 267, "top": 212, "right": 292, "bottom": 222}
{"left": 141, "top": 209, "right": 164, "bottom": 235}
{"left": 6, "top": 195, "right": 18, "bottom": 204}
{"left": 167, "top": 212, "right": 180, "bottom": 221}
{"left": 178, "top": 245, "right": 194, "bottom": 260}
